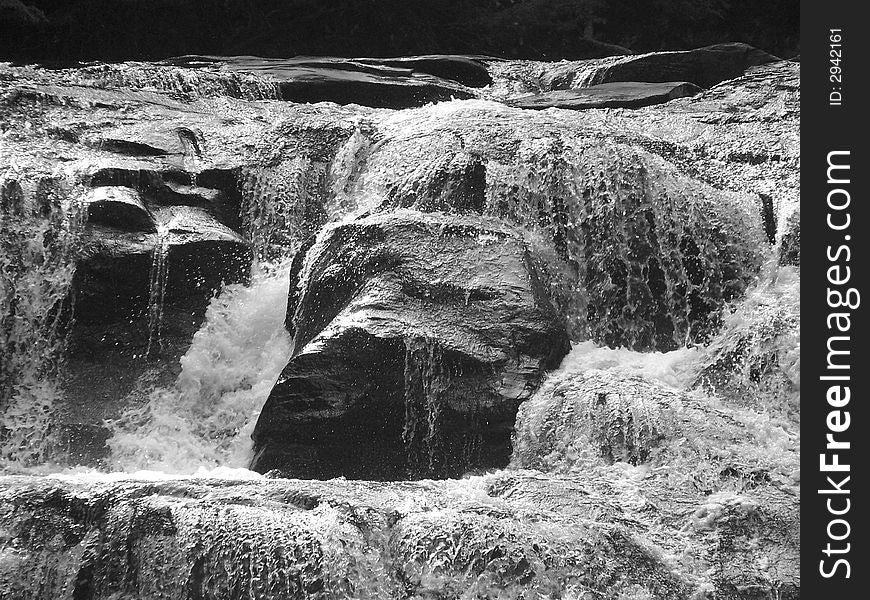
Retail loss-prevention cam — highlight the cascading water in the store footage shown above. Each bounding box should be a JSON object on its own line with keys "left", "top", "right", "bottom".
{"left": 106, "top": 261, "right": 293, "bottom": 472}
{"left": 0, "top": 53, "right": 800, "bottom": 599}
{"left": 240, "top": 159, "right": 327, "bottom": 262}
{"left": 402, "top": 338, "right": 449, "bottom": 477}
{"left": 0, "top": 172, "right": 84, "bottom": 467}
{"left": 145, "top": 225, "right": 171, "bottom": 359}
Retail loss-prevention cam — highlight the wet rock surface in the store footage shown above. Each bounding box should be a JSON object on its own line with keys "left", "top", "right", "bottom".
{"left": 508, "top": 81, "right": 701, "bottom": 110}
{"left": 0, "top": 45, "right": 799, "bottom": 598}
{"left": 0, "top": 468, "right": 796, "bottom": 600}
{"left": 510, "top": 365, "right": 799, "bottom": 599}
{"left": 252, "top": 210, "right": 570, "bottom": 479}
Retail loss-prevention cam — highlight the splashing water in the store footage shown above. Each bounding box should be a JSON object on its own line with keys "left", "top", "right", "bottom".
{"left": 557, "top": 340, "right": 702, "bottom": 390}
{"left": 106, "top": 262, "right": 293, "bottom": 473}
{"left": 0, "top": 172, "right": 84, "bottom": 466}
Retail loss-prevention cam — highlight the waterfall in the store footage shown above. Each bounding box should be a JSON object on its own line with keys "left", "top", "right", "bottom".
{"left": 106, "top": 261, "right": 293, "bottom": 473}
{"left": 240, "top": 159, "right": 327, "bottom": 262}
{"left": 0, "top": 173, "right": 84, "bottom": 467}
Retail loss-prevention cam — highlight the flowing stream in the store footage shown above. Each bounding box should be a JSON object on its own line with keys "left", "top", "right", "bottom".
{"left": 0, "top": 54, "right": 800, "bottom": 599}
{"left": 107, "top": 261, "right": 293, "bottom": 473}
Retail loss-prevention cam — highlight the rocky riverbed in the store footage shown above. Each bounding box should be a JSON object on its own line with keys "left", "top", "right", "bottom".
{"left": 1, "top": 45, "right": 798, "bottom": 599}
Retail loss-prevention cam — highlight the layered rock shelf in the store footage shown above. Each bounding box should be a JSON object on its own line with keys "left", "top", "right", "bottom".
{"left": 1, "top": 45, "right": 799, "bottom": 599}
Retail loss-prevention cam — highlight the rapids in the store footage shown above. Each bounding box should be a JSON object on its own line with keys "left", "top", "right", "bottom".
{"left": 0, "top": 50, "right": 799, "bottom": 599}
{"left": 106, "top": 262, "right": 293, "bottom": 473}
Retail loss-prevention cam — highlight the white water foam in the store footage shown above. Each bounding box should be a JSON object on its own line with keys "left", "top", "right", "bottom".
{"left": 556, "top": 339, "right": 702, "bottom": 390}
{"left": 106, "top": 262, "right": 293, "bottom": 473}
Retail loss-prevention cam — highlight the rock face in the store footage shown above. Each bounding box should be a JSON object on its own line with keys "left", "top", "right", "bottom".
{"left": 509, "top": 81, "right": 700, "bottom": 110}
{"left": 1, "top": 45, "right": 799, "bottom": 599}
{"left": 0, "top": 472, "right": 703, "bottom": 600}
{"left": 511, "top": 368, "right": 800, "bottom": 598}
{"left": 252, "top": 210, "right": 570, "bottom": 479}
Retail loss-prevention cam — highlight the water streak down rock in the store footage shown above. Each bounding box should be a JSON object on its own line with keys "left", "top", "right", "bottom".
{"left": 252, "top": 210, "right": 570, "bottom": 479}
{"left": 0, "top": 45, "right": 799, "bottom": 599}
{"left": 1, "top": 52, "right": 785, "bottom": 471}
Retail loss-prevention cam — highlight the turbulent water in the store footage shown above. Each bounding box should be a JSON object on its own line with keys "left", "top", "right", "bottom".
{"left": 0, "top": 53, "right": 799, "bottom": 599}
{"left": 106, "top": 262, "right": 293, "bottom": 473}
{"left": 0, "top": 173, "right": 84, "bottom": 467}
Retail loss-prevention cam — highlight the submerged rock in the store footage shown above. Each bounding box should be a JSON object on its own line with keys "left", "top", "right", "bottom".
{"left": 510, "top": 367, "right": 800, "bottom": 598}
{"left": 509, "top": 81, "right": 700, "bottom": 110}
{"left": 512, "top": 369, "right": 756, "bottom": 470}
{"left": 694, "top": 266, "right": 800, "bottom": 422}
{"left": 253, "top": 210, "right": 570, "bottom": 479}
{"left": 0, "top": 472, "right": 723, "bottom": 600}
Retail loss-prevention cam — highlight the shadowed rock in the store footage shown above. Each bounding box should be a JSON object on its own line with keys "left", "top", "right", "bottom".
{"left": 84, "top": 186, "right": 156, "bottom": 232}
{"left": 75, "top": 204, "right": 250, "bottom": 324}
{"left": 544, "top": 42, "right": 779, "bottom": 90}
{"left": 252, "top": 210, "right": 570, "bottom": 479}
{"left": 509, "top": 81, "right": 700, "bottom": 110}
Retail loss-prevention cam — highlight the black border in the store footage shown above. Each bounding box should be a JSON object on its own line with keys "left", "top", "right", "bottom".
{"left": 802, "top": 1, "right": 868, "bottom": 595}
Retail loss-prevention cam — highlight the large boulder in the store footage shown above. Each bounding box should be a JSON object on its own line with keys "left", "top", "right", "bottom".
{"left": 252, "top": 209, "right": 570, "bottom": 479}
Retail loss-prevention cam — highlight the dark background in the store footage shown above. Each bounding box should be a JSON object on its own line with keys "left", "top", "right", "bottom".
{"left": 2, "top": 0, "right": 798, "bottom": 63}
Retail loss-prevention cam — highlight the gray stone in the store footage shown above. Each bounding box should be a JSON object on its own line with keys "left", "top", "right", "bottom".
{"left": 252, "top": 209, "right": 570, "bottom": 479}
{"left": 509, "top": 81, "right": 700, "bottom": 110}
{"left": 84, "top": 186, "right": 156, "bottom": 232}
